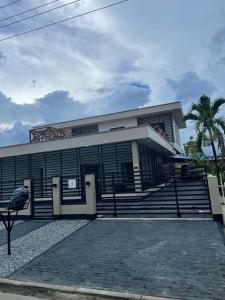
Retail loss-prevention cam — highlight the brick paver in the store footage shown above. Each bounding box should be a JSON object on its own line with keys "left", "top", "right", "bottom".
{"left": 10, "top": 220, "right": 225, "bottom": 300}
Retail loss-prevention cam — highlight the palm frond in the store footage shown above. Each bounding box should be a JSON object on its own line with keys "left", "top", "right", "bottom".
{"left": 212, "top": 98, "right": 225, "bottom": 116}
{"left": 199, "top": 95, "right": 211, "bottom": 110}
{"left": 210, "top": 126, "right": 225, "bottom": 152}
{"left": 195, "top": 120, "right": 205, "bottom": 132}
{"left": 184, "top": 112, "right": 199, "bottom": 122}
{"left": 191, "top": 103, "right": 200, "bottom": 112}
{"left": 196, "top": 130, "right": 206, "bottom": 153}
{"left": 214, "top": 117, "right": 225, "bottom": 133}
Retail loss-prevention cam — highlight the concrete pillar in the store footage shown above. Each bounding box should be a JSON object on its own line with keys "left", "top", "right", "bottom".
{"left": 85, "top": 174, "right": 96, "bottom": 219}
{"left": 208, "top": 175, "right": 223, "bottom": 224}
{"left": 131, "top": 141, "right": 141, "bottom": 192}
{"left": 52, "top": 177, "right": 61, "bottom": 218}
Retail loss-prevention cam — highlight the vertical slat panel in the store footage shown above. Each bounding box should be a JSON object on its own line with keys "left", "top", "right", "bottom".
{"left": 0, "top": 157, "right": 16, "bottom": 199}
{"left": 16, "top": 155, "right": 30, "bottom": 181}
{"left": 45, "top": 151, "right": 61, "bottom": 177}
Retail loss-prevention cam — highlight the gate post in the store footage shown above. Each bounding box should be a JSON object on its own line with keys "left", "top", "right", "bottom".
{"left": 52, "top": 177, "right": 61, "bottom": 219}
{"left": 131, "top": 141, "right": 142, "bottom": 192}
{"left": 85, "top": 174, "right": 97, "bottom": 220}
{"left": 24, "top": 179, "right": 33, "bottom": 218}
{"left": 207, "top": 175, "right": 223, "bottom": 224}
{"left": 112, "top": 174, "right": 117, "bottom": 217}
{"left": 173, "top": 169, "right": 181, "bottom": 217}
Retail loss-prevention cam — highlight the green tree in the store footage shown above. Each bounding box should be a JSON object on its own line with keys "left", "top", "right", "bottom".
{"left": 183, "top": 136, "right": 203, "bottom": 159}
{"left": 184, "top": 95, "right": 225, "bottom": 176}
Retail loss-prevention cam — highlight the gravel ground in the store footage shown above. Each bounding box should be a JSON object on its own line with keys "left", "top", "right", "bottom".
{"left": 0, "top": 220, "right": 89, "bottom": 277}
{"left": 0, "top": 221, "right": 50, "bottom": 247}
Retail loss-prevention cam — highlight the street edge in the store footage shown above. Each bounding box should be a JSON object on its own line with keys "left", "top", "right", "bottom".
{"left": 0, "top": 278, "right": 179, "bottom": 300}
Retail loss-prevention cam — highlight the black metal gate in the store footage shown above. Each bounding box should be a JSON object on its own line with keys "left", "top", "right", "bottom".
{"left": 96, "top": 167, "right": 212, "bottom": 217}
{"left": 32, "top": 177, "right": 53, "bottom": 219}
{"left": 61, "top": 174, "right": 85, "bottom": 205}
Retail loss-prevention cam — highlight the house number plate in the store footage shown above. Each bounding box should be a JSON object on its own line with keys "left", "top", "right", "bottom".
{"left": 68, "top": 179, "right": 77, "bottom": 189}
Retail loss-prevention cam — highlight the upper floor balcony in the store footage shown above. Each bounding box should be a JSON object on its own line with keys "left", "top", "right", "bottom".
{"left": 29, "top": 123, "right": 170, "bottom": 144}
{"left": 29, "top": 102, "right": 185, "bottom": 146}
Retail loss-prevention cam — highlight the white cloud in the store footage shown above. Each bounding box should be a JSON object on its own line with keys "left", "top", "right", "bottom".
{"left": 0, "top": 0, "right": 225, "bottom": 147}
{"left": 0, "top": 81, "right": 150, "bottom": 146}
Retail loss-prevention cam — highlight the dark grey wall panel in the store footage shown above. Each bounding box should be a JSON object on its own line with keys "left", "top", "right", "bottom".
{"left": 61, "top": 149, "right": 79, "bottom": 177}
{"left": 138, "top": 143, "right": 163, "bottom": 183}
{"left": 0, "top": 157, "right": 16, "bottom": 199}
{"left": 0, "top": 141, "right": 133, "bottom": 200}
{"left": 45, "top": 151, "right": 61, "bottom": 177}
{"left": 16, "top": 155, "right": 30, "bottom": 181}
{"left": 101, "top": 144, "right": 117, "bottom": 174}
{"left": 2, "top": 157, "right": 15, "bottom": 182}
{"left": 101, "top": 142, "right": 132, "bottom": 174}
{"left": 80, "top": 146, "right": 99, "bottom": 167}
{"left": 30, "top": 153, "right": 45, "bottom": 179}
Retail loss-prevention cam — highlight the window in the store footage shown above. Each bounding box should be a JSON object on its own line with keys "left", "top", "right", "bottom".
{"left": 110, "top": 126, "right": 125, "bottom": 131}
{"left": 72, "top": 125, "right": 98, "bottom": 136}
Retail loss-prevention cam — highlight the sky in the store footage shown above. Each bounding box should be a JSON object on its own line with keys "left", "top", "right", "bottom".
{"left": 0, "top": 0, "right": 225, "bottom": 151}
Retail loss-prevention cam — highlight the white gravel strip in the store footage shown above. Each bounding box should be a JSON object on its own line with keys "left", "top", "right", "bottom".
{"left": 0, "top": 221, "right": 24, "bottom": 231}
{"left": 0, "top": 220, "right": 89, "bottom": 277}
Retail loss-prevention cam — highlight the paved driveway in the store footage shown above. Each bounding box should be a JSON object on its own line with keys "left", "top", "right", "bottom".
{"left": 9, "top": 219, "right": 225, "bottom": 300}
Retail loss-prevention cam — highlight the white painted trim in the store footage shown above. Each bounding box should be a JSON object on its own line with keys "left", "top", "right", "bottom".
{"left": 62, "top": 196, "right": 81, "bottom": 200}
{"left": 33, "top": 198, "right": 52, "bottom": 202}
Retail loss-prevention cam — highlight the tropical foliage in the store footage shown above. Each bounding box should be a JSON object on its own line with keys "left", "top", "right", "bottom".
{"left": 184, "top": 95, "right": 225, "bottom": 175}
{"left": 183, "top": 136, "right": 204, "bottom": 159}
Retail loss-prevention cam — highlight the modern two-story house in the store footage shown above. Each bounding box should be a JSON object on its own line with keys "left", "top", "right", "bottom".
{"left": 0, "top": 101, "right": 187, "bottom": 218}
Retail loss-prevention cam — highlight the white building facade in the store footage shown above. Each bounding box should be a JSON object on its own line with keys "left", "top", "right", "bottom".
{"left": 0, "top": 101, "right": 187, "bottom": 219}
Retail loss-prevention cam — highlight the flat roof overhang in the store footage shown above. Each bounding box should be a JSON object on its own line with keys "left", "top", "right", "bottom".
{"left": 0, "top": 126, "right": 176, "bottom": 158}
{"left": 32, "top": 101, "right": 186, "bottom": 130}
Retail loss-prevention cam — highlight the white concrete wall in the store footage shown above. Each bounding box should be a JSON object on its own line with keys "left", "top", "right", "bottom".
{"left": 131, "top": 141, "right": 141, "bottom": 192}
{"left": 52, "top": 177, "right": 61, "bottom": 216}
{"left": 208, "top": 175, "right": 222, "bottom": 216}
{"left": 53, "top": 174, "right": 96, "bottom": 218}
{"left": 98, "top": 117, "right": 137, "bottom": 132}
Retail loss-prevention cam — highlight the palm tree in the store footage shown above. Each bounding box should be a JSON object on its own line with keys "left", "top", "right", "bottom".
{"left": 184, "top": 95, "right": 225, "bottom": 176}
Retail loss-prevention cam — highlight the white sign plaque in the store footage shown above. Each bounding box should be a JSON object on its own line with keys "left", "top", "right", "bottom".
{"left": 68, "top": 179, "right": 77, "bottom": 189}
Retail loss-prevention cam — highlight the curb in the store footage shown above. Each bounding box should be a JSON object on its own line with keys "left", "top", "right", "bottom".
{"left": 0, "top": 278, "right": 179, "bottom": 300}
{"left": 97, "top": 217, "right": 213, "bottom": 221}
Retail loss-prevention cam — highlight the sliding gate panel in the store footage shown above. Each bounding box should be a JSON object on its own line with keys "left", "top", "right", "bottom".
{"left": 96, "top": 167, "right": 212, "bottom": 217}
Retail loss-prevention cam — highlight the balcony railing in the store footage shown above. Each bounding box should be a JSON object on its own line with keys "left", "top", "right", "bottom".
{"left": 30, "top": 126, "right": 72, "bottom": 143}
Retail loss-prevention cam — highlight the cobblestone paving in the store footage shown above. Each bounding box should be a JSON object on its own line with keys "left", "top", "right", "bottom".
{"left": 0, "top": 220, "right": 89, "bottom": 277}
{"left": 9, "top": 220, "right": 225, "bottom": 300}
